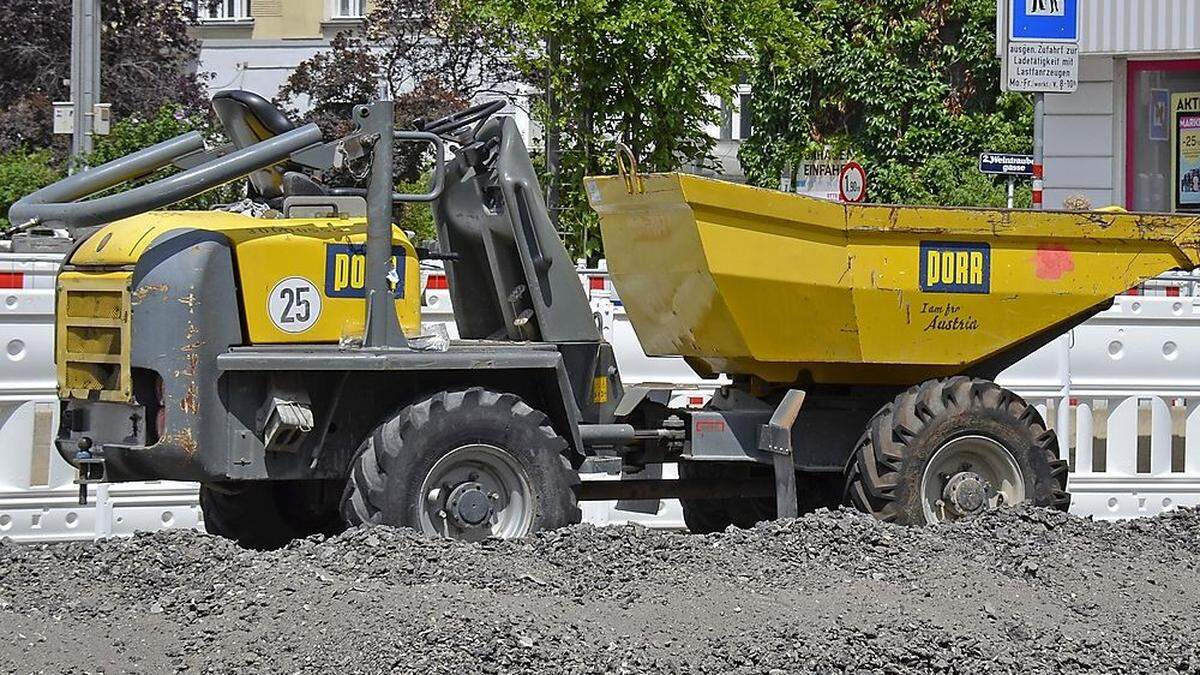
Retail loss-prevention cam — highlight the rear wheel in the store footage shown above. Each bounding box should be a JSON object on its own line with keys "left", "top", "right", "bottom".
{"left": 200, "top": 479, "right": 346, "bottom": 550}
{"left": 341, "top": 388, "right": 581, "bottom": 540}
{"left": 844, "top": 376, "right": 1070, "bottom": 525}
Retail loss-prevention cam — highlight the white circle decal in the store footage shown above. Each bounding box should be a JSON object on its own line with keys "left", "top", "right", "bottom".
{"left": 268, "top": 276, "right": 322, "bottom": 333}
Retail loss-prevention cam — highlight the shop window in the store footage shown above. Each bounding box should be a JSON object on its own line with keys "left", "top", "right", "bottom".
{"left": 1128, "top": 60, "right": 1200, "bottom": 213}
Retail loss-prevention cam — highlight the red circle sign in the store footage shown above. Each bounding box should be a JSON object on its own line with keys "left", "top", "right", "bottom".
{"left": 838, "top": 161, "right": 868, "bottom": 203}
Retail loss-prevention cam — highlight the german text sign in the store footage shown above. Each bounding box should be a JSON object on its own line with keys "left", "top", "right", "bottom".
{"left": 979, "top": 153, "right": 1035, "bottom": 176}
{"left": 1006, "top": 41, "right": 1078, "bottom": 93}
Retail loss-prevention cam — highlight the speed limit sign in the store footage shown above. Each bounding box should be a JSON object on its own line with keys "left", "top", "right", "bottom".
{"left": 838, "top": 161, "right": 868, "bottom": 203}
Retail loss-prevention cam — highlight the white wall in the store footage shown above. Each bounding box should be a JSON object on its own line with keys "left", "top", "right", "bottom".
{"left": 1043, "top": 55, "right": 1123, "bottom": 210}
{"left": 198, "top": 39, "right": 330, "bottom": 103}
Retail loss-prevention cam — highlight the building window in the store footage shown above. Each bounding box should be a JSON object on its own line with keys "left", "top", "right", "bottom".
{"left": 196, "top": 0, "right": 251, "bottom": 21}
{"left": 331, "top": 0, "right": 367, "bottom": 19}
{"left": 719, "top": 84, "right": 753, "bottom": 141}
{"left": 1127, "top": 59, "right": 1200, "bottom": 213}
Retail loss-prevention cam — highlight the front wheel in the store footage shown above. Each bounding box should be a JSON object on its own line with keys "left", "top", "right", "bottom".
{"left": 844, "top": 376, "right": 1070, "bottom": 525}
{"left": 341, "top": 388, "right": 581, "bottom": 540}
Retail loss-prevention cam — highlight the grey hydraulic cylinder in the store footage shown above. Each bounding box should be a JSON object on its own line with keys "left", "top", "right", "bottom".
{"left": 10, "top": 124, "right": 323, "bottom": 230}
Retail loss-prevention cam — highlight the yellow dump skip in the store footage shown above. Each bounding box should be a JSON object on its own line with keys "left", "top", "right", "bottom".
{"left": 586, "top": 173, "right": 1200, "bottom": 386}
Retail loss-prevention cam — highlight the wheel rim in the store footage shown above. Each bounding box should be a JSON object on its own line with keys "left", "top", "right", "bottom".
{"left": 920, "top": 435, "right": 1026, "bottom": 524}
{"left": 417, "top": 444, "right": 535, "bottom": 541}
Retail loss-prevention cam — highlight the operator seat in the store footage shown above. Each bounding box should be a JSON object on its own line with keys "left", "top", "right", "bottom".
{"left": 211, "top": 90, "right": 298, "bottom": 200}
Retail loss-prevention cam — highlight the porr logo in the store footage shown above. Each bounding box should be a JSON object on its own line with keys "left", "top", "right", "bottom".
{"left": 919, "top": 242, "right": 991, "bottom": 295}
{"left": 324, "top": 243, "right": 407, "bottom": 298}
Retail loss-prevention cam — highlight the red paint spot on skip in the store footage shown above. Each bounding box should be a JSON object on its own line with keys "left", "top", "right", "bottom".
{"left": 1035, "top": 244, "right": 1074, "bottom": 280}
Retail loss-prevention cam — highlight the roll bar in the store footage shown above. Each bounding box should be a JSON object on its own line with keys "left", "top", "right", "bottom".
{"left": 10, "top": 124, "right": 325, "bottom": 231}
{"left": 11, "top": 95, "right": 451, "bottom": 350}
{"left": 8, "top": 132, "right": 205, "bottom": 228}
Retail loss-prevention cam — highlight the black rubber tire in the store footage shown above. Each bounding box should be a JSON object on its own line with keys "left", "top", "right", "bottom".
{"left": 679, "top": 462, "right": 844, "bottom": 534}
{"left": 844, "top": 376, "right": 1070, "bottom": 525}
{"left": 341, "top": 388, "right": 581, "bottom": 537}
{"left": 200, "top": 479, "right": 346, "bottom": 550}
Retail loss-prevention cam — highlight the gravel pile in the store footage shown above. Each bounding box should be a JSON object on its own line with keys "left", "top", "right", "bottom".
{"left": 3, "top": 506, "right": 1200, "bottom": 673}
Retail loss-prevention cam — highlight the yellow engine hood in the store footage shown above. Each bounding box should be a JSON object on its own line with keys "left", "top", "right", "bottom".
{"left": 66, "top": 211, "right": 421, "bottom": 343}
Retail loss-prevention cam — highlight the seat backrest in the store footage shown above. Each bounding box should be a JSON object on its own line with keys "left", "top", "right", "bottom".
{"left": 211, "top": 90, "right": 298, "bottom": 199}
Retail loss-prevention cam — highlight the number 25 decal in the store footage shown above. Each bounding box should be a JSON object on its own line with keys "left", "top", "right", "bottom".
{"left": 268, "top": 277, "right": 322, "bottom": 333}
{"left": 278, "top": 286, "right": 311, "bottom": 323}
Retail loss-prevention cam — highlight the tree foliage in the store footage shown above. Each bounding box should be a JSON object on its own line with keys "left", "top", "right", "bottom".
{"left": 484, "top": 0, "right": 817, "bottom": 257}
{"left": 738, "top": 0, "right": 1031, "bottom": 207}
{"left": 0, "top": 150, "right": 62, "bottom": 230}
{"left": 0, "top": 0, "right": 208, "bottom": 154}
{"left": 363, "top": 0, "right": 513, "bottom": 98}
{"left": 277, "top": 0, "right": 509, "bottom": 214}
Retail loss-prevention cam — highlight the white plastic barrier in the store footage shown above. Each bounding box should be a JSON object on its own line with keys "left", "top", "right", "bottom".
{"left": 6, "top": 258, "right": 1200, "bottom": 541}
{"left": 0, "top": 253, "right": 201, "bottom": 542}
{"left": 1000, "top": 294, "right": 1200, "bottom": 519}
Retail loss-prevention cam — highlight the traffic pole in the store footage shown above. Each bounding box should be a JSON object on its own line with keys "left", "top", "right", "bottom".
{"left": 70, "top": 0, "right": 100, "bottom": 160}
{"left": 1032, "top": 92, "right": 1044, "bottom": 209}
{"left": 1007, "top": 176, "right": 1015, "bottom": 209}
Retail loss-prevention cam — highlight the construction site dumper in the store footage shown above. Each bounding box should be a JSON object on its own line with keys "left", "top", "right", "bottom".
{"left": 16, "top": 91, "right": 1200, "bottom": 547}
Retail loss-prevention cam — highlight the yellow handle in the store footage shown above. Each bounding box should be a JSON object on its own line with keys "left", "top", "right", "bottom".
{"left": 615, "top": 142, "right": 644, "bottom": 195}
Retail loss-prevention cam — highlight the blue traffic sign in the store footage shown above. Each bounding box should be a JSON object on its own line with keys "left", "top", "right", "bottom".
{"left": 1010, "top": 0, "right": 1079, "bottom": 43}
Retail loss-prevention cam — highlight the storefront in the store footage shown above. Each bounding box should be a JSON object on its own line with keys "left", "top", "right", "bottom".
{"left": 1128, "top": 60, "right": 1200, "bottom": 212}
{"left": 1009, "top": 1, "right": 1200, "bottom": 211}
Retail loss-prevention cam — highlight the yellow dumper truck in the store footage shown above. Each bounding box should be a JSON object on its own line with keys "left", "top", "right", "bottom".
{"left": 13, "top": 92, "right": 1200, "bottom": 547}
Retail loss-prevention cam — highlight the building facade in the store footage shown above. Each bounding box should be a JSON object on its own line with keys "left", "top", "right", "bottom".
{"left": 193, "top": 0, "right": 369, "bottom": 102}
{"left": 191, "top": 1, "right": 552, "bottom": 149}
{"left": 1025, "top": 0, "right": 1200, "bottom": 212}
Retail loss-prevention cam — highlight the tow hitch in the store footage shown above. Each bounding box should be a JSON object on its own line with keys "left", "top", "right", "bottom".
{"left": 74, "top": 438, "right": 107, "bottom": 505}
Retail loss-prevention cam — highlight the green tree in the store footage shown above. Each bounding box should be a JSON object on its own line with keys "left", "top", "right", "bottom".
{"left": 0, "top": 150, "right": 62, "bottom": 230}
{"left": 0, "top": 0, "right": 209, "bottom": 154}
{"left": 487, "top": 0, "right": 818, "bottom": 257}
{"left": 739, "top": 0, "right": 1031, "bottom": 207}
{"left": 395, "top": 172, "right": 439, "bottom": 245}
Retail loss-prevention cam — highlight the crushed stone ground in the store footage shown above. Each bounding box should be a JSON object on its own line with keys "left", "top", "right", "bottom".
{"left": 2, "top": 506, "right": 1200, "bottom": 674}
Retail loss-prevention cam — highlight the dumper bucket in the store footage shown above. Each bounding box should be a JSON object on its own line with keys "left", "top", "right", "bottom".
{"left": 586, "top": 173, "right": 1200, "bottom": 386}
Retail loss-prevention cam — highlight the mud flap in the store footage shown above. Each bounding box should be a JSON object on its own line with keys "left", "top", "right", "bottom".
{"left": 759, "top": 389, "right": 806, "bottom": 520}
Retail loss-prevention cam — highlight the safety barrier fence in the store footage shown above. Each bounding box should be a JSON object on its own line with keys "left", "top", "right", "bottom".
{"left": 2, "top": 260, "right": 1199, "bottom": 541}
